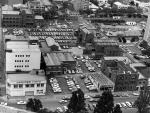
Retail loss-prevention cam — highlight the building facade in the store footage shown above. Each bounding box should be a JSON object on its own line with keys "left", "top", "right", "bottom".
{"left": 71, "top": 0, "right": 90, "bottom": 11}
{"left": 27, "top": 0, "right": 52, "bottom": 15}
{"left": 6, "top": 70, "right": 46, "bottom": 96}
{"left": 101, "top": 60, "right": 139, "bottom": 91}
{"left": 2, "top": 11, "right": 22, "bottom": 27}
{"left": 2, "top": 9, "right": 35, "bottom": 27}
{"left": 94, "top": 39, "right": 122, "bottom": 58}
{"left": 43, "top": 52, "right": 76, "bottom": 76}
{"left": 21, "top": 9, "right": 35, "bottom": 27}
{"left": 6, "top": 41, "right": 41, "bottom": 72}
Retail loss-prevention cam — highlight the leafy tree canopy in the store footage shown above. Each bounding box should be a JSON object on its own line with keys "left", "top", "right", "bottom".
{"left": 94, "top": 90, "right": 114, "bottom": 113}
{"left": 67, "top": 89, "right": 86, "bottom": 113}
{"left": 134, "top": 86, "right": 150, "bottom": 113}
{"left": 26, "top": 98, "right": 43, "bottom": 112}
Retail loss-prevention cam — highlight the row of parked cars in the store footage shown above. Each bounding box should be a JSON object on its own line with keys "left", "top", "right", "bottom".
{"left": 67, "top": 70, "right": 76, "bottom": 74}
{"left": 28, "top": 31, "right": 73, "bottom": 36}
{"left": 49, "top": 78, "right": 62, "bottom": 93}
{"left": 94, "top": 60, "right": 101, "bottom": 68}
{"left": 56, "top": 106, "right": 68, "bottom": 113}
{"left": 65, "top": 76, "right": 80, "bottom": 92}
{"left": 85, "top": 61, "right": 95, "bottom": 72}
{"left": 27, "top": 28, "right": 73, "bottom": 32}
{"left": 81, "top": 75, "right": 97, "bottom": 91}
{"left": 116, "top": 101, "right": 134, "bottom": 108}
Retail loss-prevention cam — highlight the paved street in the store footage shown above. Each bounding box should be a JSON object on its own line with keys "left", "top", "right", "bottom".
{"left": 0, "top": 92, "right": 138, "bottom": 113}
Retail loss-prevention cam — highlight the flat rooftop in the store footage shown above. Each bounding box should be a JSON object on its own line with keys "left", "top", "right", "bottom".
{"left": 7, "top": 73, "right": 46, "bottom": 84}
{"left": 2, "top": 10, "right": 20, "bottom": 15}
{"left": 44, "top": 52, "right": 75, "bottom": 66}
{"left": 6, "top": 41, "right": 40, "bottom": 52}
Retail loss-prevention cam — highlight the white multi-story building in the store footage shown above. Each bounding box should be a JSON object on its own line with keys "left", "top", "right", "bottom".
{"left": 6, "top": 70, "right": 46, "bottom": 96}
{"left": 6, "top": 41, "right": 41, "bottom": 72}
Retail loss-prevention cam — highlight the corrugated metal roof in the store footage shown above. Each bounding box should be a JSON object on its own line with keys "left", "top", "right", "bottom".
{"left": 89, "top": 72, "right": 114, "bottom": 86}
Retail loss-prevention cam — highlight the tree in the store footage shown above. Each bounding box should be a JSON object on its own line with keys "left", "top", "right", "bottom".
{"left": 131, "top": 37, "right": 136, "bottom": 42}
{"left": 26, "top": 98, "right": 43, "bottom": 112}
{"left": 139, "top": 40, "right": 148, "bottom": 49}
{"left": 134, "top": 86, "right": 150, "bottom": 113}
{"left": 51, "top": 45, "right": 59, "bottom": 51}
{"left": 136, "top": 3, "right": 139, "bottom": 7}
{"left": 122, "top": 37, "right": 126, "bottom": 43}
{"left": 113, "top": 104, "right": 122, "bottom": 113}
{"left": 67, "top": 89, "right": 86, "bottom": 113}
{"left": 130, "top": 1, "right": 135, "bottom": 6}
{"left": 94, "top": 90, "right": 114, "bottom": 113}
{"left": 142, "top": 48, "right": 150, "bottom": 56}
{"left": 90, "top": 0, "right": 99, "bottom": 6}
{"left": 141, "top": 29, "right": 145, "bottom": 35}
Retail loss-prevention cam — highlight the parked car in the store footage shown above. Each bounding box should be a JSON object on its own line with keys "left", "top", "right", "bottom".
{"left": 133, "top": 93, "right": 139, "bottom": 96}
{"left": 116, "top": 103, "right": 122, "bottom": 108}
{"left": 56, "top": 107, "right": 63, "bottom": 113}
{"left": 0, "top": 102, "right": 7, "bottom": 106}
{"left": 125, "top": 101, "right": 132, "bottom": 108}
{"left": 59, "top": 100, "right": 68, "bottom": 104}
{"left": 121, "top": 102, "right": 127, "bottom": 108}
{"left": 63, "top": 106, "right": 68, "bottom": 112}
{"left": 17, "top": 101, "right": 27, "bottom": 105}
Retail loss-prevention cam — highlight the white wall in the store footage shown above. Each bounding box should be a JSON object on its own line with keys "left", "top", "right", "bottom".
{"left": 6, "top": 51, "right": 41, "bottom": 71}
{"left": 6, "top": 82, "right": 46, "bottom": 96}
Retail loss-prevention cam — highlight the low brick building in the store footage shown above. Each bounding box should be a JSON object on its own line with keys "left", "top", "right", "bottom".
{"left": 101, "top": 59, "right": 139, "bottom": 91}
{"left": 94, "top": 38, "right": 123, "bottom": 58}
{"left": 43, "top": 52, "right": 76, "bottom": 76}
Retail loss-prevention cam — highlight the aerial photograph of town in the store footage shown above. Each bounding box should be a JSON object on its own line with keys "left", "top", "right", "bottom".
{"left": 0, "top": 0, "right": 150, "bottom": 113}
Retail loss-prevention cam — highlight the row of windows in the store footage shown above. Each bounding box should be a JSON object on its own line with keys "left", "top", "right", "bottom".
{"left": 15, "top": 55, "right": 30, "bottom": 57}
{"left": 14, "top": 65, "right": 29, "bottom": 68}
{"left": 15, "top": 60, "right": 29, "bottom": 62}
{"left": 12, "top": 83, "right": 44, "bottom": 88}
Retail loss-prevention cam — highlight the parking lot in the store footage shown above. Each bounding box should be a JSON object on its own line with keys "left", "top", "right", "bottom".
{"left": 76, "top": 57, "right": 102, "bottom": 73}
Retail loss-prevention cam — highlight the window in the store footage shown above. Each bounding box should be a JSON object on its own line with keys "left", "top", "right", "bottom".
{"left": 41, "top": 83, "right": 44, "bottom": 87}
{"left": 26, "top": 84, "right": 29, "bottom": 88}
{"left": 37, "top": 90, "right": 43, "bottom": 94}
{"left": 31, "top": 84, "right": 34, "bottom": 87}
{"left": 19, "top": 84, "right": 23, "bottom": 88}
{"left": 7, "top": 83, "right": 11, "bottom": 87}
{"left": 37, "top": 84, "right": 40, "bottom": 87}
{"left": 26, "top": 55, "right": 30, "bottom": 57}
{"left": 14, "top": 84, "right": 18, "bottom": 88}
